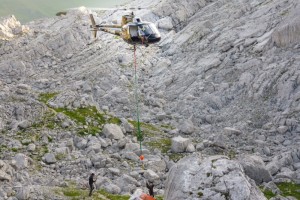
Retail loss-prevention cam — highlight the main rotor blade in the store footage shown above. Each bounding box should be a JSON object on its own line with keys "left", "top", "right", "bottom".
{"left": 89, "top": 14, "right": 97, "bottom": 38}
{"left": 88, "top": 7, "right": 146, "bottom": 11}
{"left": 89, "top": 14, "right": 96, "bottom": 26}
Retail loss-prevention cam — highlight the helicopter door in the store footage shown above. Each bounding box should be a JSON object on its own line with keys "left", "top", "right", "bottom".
{"left": 129, "top": 26, "right": 139, "bottom": 41}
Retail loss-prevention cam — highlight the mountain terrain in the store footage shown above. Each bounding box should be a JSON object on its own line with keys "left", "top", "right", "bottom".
{"left": 0, "top": 0, "right": 300, "bottom": 199}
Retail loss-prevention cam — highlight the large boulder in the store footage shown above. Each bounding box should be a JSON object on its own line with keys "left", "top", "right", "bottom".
{"left": 16, "top": 186, "right": 31, "bottom": 200}
{"left": 171, "top": 136, "right": 190, "bottom": 153}
{"left": 42, "top": 153, "right": 57, "bottom": 164}
{"left": 179, "top": 119, "right": 195, "bottom": 134}
{"left": 164, "top": 154, "right": 267, "bottom": 200}
{"left": 102, "top": 124, "right": 124, "bottom": 140}
{"left": 238, "top": 155, "right": 272, "bottom": 184}
{"left": 13, "top": 153, "right": 29, "bottom": 170}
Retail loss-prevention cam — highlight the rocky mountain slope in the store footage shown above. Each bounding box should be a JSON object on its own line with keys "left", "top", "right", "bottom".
{"left": 0, "top": 0, "right": 300, "bottom": 199}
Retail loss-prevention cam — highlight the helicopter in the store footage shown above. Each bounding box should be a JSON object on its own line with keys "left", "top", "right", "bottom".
{"left": 89, "top": 10, "right": 161, "bottom": 46}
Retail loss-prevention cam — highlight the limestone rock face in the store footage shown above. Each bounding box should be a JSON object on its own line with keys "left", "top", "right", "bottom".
{"left": 271, "top": 2, "right": 300, "bottom": 47}
{"left": 0, "top": 15, "right": 29, "bottom": 40}
{"left": 0, "top": 0, "right": 300, "bottom": 199}
{"left": 164, "top": 154, "right": 267, "bottom": 200}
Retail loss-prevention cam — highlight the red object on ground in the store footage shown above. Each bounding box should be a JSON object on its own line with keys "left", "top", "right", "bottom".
{"left": 140, "top": 155, "right": 144, "bottom": 161}
{"left": 140, "top": 193, "right": 156, "bottom": 200}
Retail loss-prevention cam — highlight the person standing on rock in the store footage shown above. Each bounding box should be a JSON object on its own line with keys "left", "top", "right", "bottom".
{"left": 88, "top": 173, "right": 96, "bottom": 197}
{"left": 146, "top": 181, "right": 154, "bottom": 197}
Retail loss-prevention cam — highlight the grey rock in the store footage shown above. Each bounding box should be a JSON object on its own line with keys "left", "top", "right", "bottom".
{"left": 102, "top": 124, "right": 124, "bottom": 140}
{"left": 164, "top": 154, "right": 266, "bottom": 200}
{"left": 224, "top": 127, "right": 242, "bottom": 136}
{"left": 179, "top": 119, "right": 194, "bottom": 134}
{"left": 171, "top": 136, "right": 190, "bottom": 153}
{"left": 157, "top": 17, "right": 173, "bottom": 30}
{"left": 103, "top": 183, "right": 121, "bottom": 194}
{"left": 120, "top": 118, "right": 134, "bottom": 133}
{"left": 13, "top": 153, "right": 29, "bottom": 170}
{"left": 277, "top": 126, "right": 289, "bottom": 134}
{"left": 0, "top": 170, "right": 11, "bottom": 181}
{"left": 42, "top": 153, "right": 57, "bottom": 164}
{"left": 74, "top": 137, "right": 87, "bottom": 150}
{"left": 186, "top": 143, "right": 196, "bottom": 153}
{"left": 16, "top": 186, "right": 31, "bottom": 200}
{"left": 239, "top": 155, "right": 272, "bottom": 184}
{"left": 17, "top": 120, "right": 30, "bottom": 130}
{"left": 144, "top": 169, "right": 160, "bottom": 182}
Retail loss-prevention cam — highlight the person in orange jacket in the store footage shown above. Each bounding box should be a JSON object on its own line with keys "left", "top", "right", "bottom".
{"left": 140, "top": 193, "right": 156, "bottom": 200}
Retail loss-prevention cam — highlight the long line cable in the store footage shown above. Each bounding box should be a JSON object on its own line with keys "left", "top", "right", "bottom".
{"left": 133, "top": 45, "right": 143, "bottom": 153}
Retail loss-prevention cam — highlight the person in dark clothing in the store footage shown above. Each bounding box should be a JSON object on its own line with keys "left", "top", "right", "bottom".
{"left": 89, "top": 173, "right": 96, "bottom": 197}
{"left": 146, "top": 181, "right": 154, "bottom": 197}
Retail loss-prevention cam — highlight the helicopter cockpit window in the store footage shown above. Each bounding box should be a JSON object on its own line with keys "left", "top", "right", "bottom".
{"left": 137, "top": 24, "right": 154, "bottom": 36}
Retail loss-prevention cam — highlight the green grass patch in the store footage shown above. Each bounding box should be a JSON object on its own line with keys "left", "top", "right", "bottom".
{"left": 145, "top": 138, "right": 171, "bottom": 153}
{"left": 107, "top": 116, "right": 122, "bottom": 125}
{"left": 259, "top": 186, "right": 276, "bottom": 200}
{"left": 156, "top": 195, "right": 164, "bottom": 200}
{"left": 0, "top": 145, "right": 7, "bottom": 154}
{"left": 277, "top": 182, "right": 300, "bottom": 199}
{"left": 129, "top": 120, "right": 160, "bottom": 132}
{"left": 37, "top": 92, "right": 123, "bottom": 136}
{"left": 38, "top": 92, "right": 59, "bottom": 104}
{"left": 53, "top": 106, "right": 105, "bottom": 136}
{"left": 31, "top": 110, "right": 58, "bottom": 130}
{"left": 198, "top": 192, "right": 203, "bottom": 197}
{"left": 55, "top": 153, "right": 66, "bottom": 161}
{"left": 11, "top": 148, "right": 19, "bottom": 152}
{"left": 54, "top": 106, "right": 105, "bottom": 126}
{"left": 98, "top": 189, "right": 130, "bottom": 200}
{"left": 63, "top": 188, "right": 81, "bottom": 197}
{"left": 55, "top": 187, "right": 130, "bottom": 200}
{"left": 168, "top": 153, "right": 185, "bottom": 162}
{"left": 160, "top": 124, "right": 175, "bottom": 130}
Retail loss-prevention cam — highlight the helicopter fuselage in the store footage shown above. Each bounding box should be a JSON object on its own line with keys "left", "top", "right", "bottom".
{"left": 121, "top": 22, "right": 161, "bottom": 45}
{"left": 90, "top": 14, "right": 161, "bottom": 46}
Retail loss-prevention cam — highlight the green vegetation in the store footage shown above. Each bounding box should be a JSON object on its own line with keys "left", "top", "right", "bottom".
{"left": 98, "top": 189, "right": 130, "bottom": 200}
{"left": 54, "top": 106, "right": 105, "bottom": 136}
{"left": 62, "top": 188, "right": 81, "bottom": 197}
{"left": 227, "top": 149, "right": 236, "bottom": 160}
{"left": 198, "top": 192, "right": 203, "bottom": 197}
{"left": 55, "top": 107, "right": 105, "bottom": 126}
{"left": 55, "top": 153, "right": 66, "bottom": 161}
{"left": 160, "top": 124, "right": 175, "bottom": 130}
{"left": 55, "top": 187, "right": 130, "bottom": 200}
{"left": 128, "top": 120, "right": 162, "bottom": 139}
{"left": 38, "top": 92, "right": 122, "bottom": 136}
{"left": 0, "top": 145, "right": 7, "bottom": 153}
{"left": 145, "top": 138, "right": 171, "bottom": 153}
{"left": 260, "top": 188, "right": 276, "bottom": 200}
{"left": 168, "top": 153, "right": 185, "bottom": 162}
{"left": 38, "top": 92, "right": 59, "bottom": 104}
{"left": 277, "top": 182, "right": 300, "bottom": 199}
{"left": 156, "top": 195, "right": 164, "bottom": 200}
{"left": 11, "top": 147, "right": 19, "bottom": 152}
{"left": 260, "top": 182, "right": 300, "bottom": 199}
